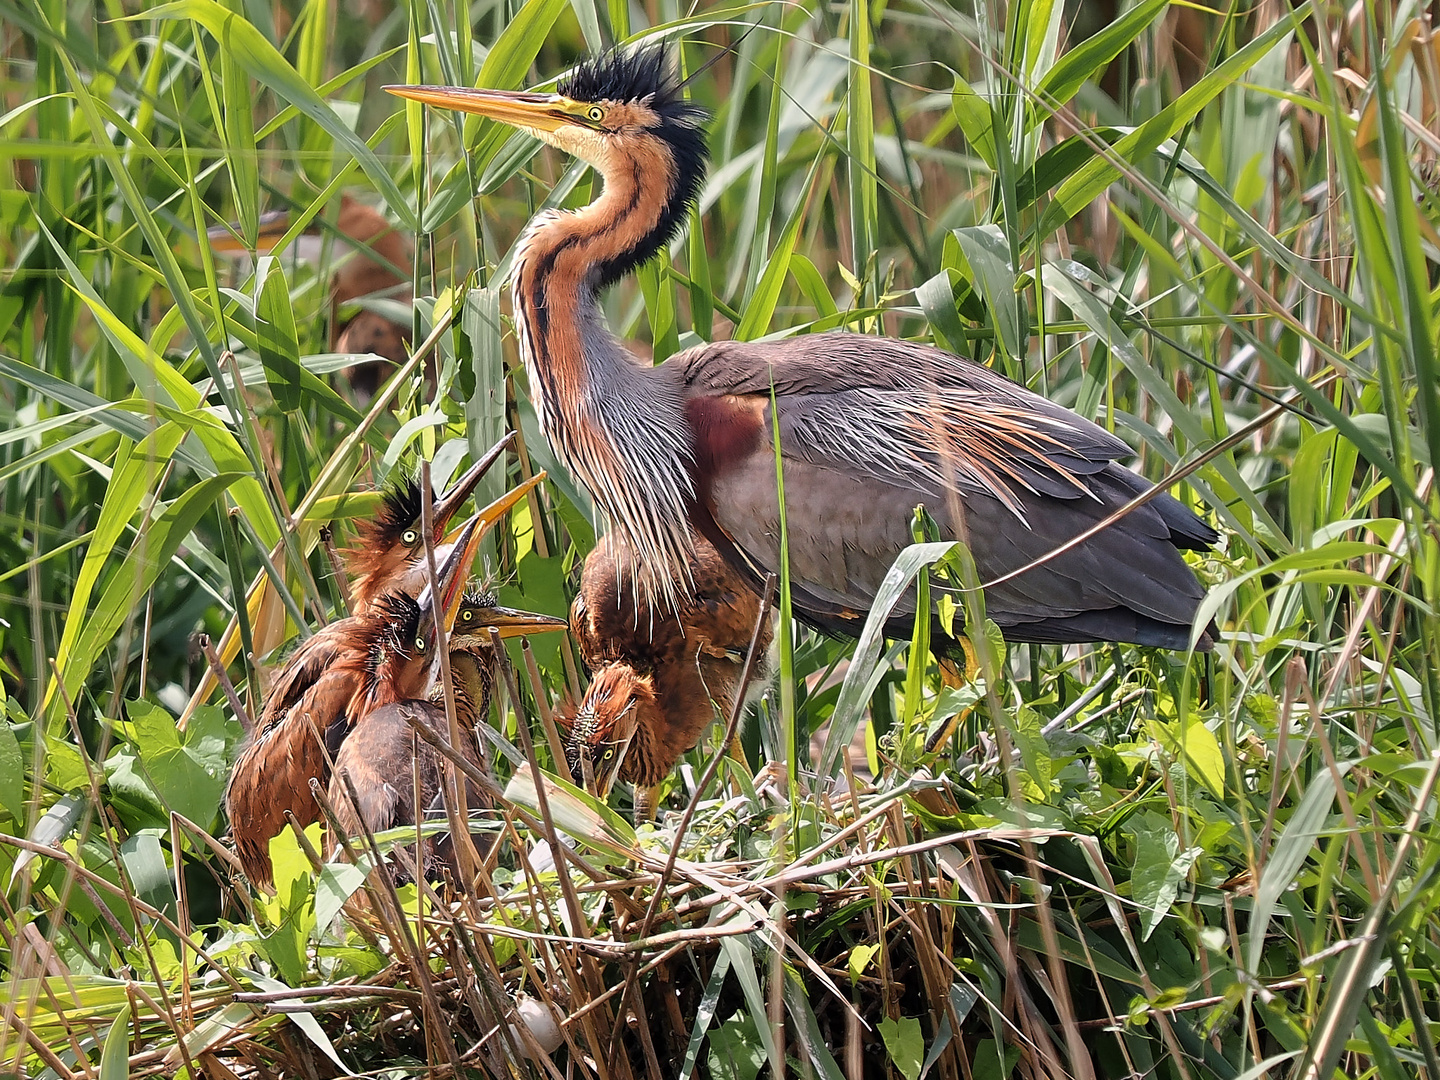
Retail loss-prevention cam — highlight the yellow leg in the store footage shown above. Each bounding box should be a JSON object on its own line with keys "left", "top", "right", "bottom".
{"left": 634, "top": 785, "right": 659, "bottom": 824}
{"left": 927, "top": 641, "right": 978, "bottom": 756}
{"left": 724, "top": 734, "right": 749, "bottom": 796}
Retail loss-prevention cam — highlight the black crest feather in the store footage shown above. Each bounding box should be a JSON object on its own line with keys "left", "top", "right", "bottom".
{"left": 560, "top": 44, "right": 682, "bottom": 110}
{"left": 560, "top": 45, "right": 710, "bottom": 288}
{"left": 462, "top": 587, "right": 501, "bottom": 608}
{"left": 376, "top": 476, "right": 424, "bottom": 538}
{"left": 372, "top": 592, "right": 422, "bottom": 650}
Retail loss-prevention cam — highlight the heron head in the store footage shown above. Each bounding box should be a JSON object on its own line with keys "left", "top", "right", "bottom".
{"left": 439, "top": 588, "right": 568, "bottom": 683}
{"left": 560, "top": 662, "right": 657, "bottom": 798}
{"left": 360, "top": 512, "right": 483, "bottom": 701}
{"left": 385, "top": 46, "right": 709, "bottom": 288}
{"left": 349, "top": 438, "right": 537, "bottom": 602}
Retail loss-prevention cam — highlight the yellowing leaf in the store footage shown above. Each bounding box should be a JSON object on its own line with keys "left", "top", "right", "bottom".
{"left": 848, "top": 943, "right": 880, "bottom": 984}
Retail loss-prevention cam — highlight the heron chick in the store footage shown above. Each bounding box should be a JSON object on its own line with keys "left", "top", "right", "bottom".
{"left": 560, "top": 532, "right": 771, "bottom": 820}
{"left": 227, "top": 512, "right": 486, "bottom": 886}
{"left": 327, "top": 588, "right": 566, "bottom": 880}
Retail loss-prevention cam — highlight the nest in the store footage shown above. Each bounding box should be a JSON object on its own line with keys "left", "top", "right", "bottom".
{"left": 4, "top": 639, "right": 1228, "bottom": 1079}
{"left": 29, "top": 751, "right": 1158, "bottom": 1080}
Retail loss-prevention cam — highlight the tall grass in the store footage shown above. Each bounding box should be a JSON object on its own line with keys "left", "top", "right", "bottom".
{"left": 2, "top": 0, "right": 1439, "bottom": 1077}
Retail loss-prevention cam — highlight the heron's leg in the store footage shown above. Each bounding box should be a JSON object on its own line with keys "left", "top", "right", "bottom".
{"left": 723, "top": 734, "right": 749, "bottom": 797}
{"left": 927, "top": 638, "right": 980, "bottom": 755}
{"left": 634, "top": 785, "right": 659, "bottom": 824}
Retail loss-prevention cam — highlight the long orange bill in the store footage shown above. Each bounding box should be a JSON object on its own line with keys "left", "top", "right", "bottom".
{"left": 415, "top": 510, "right": 485, "bottom": 645}
{"left": 463, "top": 603, "right": 566, "bottom": 640}
{"left": 383, "top": 85, "right": 577, "bottom": 133}
{"left": 437, "top": 470, "right": 547, "bottom": 553}
{"left": 589, "top": 729, "right": 636, "bottom": 799}
{"left": 430, "top": 433, "right": 516, "bottom": 541}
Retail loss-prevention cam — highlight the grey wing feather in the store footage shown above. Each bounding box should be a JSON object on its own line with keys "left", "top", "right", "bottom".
{"left": 676, "top": 332, "right": 1144, "bottom": 517}
{"left": 673, "top": 331, "right": 1217, "bottom": 648}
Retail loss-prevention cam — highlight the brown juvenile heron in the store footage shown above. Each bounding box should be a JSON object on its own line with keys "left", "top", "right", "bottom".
{"left": 328, "top": 587, "right": 566, "bottom": 877}
{"left": 228, "top": 506, "right": 563, "bottom": 886}
{"left": 258, "top": 448, "right": 537, "bottom": 749}
{"left": 560, "top": 532, "right": 770, "bottom": 818}
{"left": 226, "top": 514, "right": 482, "bottom": 885}
{"left": 387, "top": 47, "right": 1217, "bottom": 654}
{"left": 208, "top": 192, "right": 411, "bottom": 397}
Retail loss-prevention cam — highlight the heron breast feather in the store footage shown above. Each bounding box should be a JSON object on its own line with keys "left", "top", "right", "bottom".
{"left": 684, "top": 394, "right": 766, "bottom": 479}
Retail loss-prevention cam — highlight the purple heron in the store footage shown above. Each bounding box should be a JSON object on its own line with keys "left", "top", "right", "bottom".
{"left": 327, "top": 587, "right": 566, "bottom": 877}
{"left": 227, "top": 515, "right": 562, "bottom": 886}
{"left": 342, "top": 434, "right": 525, "bottom": 614}
{"left": 386, "top": 47, "right": 1217, "bottom": 655}
{"left": 561, "top": 532, "right": 770, "bottom": 818}
{"left": 226, "top": 514, "right": 482, "bottom": 885}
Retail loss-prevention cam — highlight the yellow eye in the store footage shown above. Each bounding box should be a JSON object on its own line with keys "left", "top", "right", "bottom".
{"left": 401, "top": 529, "right": 419, "bottom": 545}
{"left": 460, "top": 609, "right": 473, "bottom": 623}
{"left": 415, "top": 637, "right": 427, "bottom": 652}
{"left": 602, "top": 748, "right": 614, "bottom": 761}
{"left": 586, "top": 105, "right": 605, "bottom": 123}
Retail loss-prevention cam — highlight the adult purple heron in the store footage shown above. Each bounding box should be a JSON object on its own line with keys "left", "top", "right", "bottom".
{"left": 386, "top": 47, "right": 1217, "bottom": 653}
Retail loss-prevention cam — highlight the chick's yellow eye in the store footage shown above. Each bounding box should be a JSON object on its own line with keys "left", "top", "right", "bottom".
{"left": 602, "top": 748, "right": 614, "bottom": 761}
{"left": 460, "top": 610, "right": 473, "bottom": 622}
{"left": 586, "top": 105, "right": 605, "bottom": 123}
{"left": 415, "top": 637, "right": 426, "bottom": 651}
{"left": 401, "top": 529, "right": 418, "bottom": 545}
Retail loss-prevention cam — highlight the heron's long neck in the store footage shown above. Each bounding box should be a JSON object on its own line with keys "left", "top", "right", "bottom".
{"left": 512, "top": 166, "right": 697, "bottom": 606}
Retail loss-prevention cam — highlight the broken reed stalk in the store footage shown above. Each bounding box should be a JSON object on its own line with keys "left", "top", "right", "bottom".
{"left": 197, "top": 634, "right": 254, "bottom": 738}
{"left": 523, "top": 638, "right": 571, "bottom": 779}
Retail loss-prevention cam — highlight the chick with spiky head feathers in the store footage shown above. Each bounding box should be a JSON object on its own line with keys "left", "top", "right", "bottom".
{"left": 560, "top": 532, "right": 771, "bottom": 820}
{"left": 343, "top": 434, "right": 535, "bottom": 614}
{"left": 387, "top": 47, "right": 1218, "bottom": 659}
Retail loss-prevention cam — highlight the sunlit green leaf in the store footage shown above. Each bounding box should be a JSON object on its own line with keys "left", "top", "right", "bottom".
{"left": 878, "top": 1015, "right": 925, "bottom": 1080}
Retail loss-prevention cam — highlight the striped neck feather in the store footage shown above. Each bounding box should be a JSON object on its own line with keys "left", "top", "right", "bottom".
{"left": 511, "top": 212, "right": 696, "bottom": 610}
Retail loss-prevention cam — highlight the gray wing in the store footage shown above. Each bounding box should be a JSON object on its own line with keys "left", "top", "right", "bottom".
{"left": 670, "top": 332, "right": 1216, "bottom": 648}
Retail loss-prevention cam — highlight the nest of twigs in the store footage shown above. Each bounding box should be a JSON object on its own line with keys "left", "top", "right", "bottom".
{"left": 3, "top": 617, "right": 1195, "bottom": 1080}
{"left": 162, "top": 770, "right": 1093, "bottom": 1080}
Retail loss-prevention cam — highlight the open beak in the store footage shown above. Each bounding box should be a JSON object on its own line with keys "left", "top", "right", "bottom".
{"left": 438, "top": 470, "right": 546, "bottom": 553}
{"left": 428, "top": 432, "right": 516, "bottom": 542}
{"left": 384, "top": 85, "right": 574, "bottom": 134}
{"left": 206, "top": 207, "right": 292, "bottom": 256}
{"left": 415, "top": 510, "right": 485, "bottom": 644}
